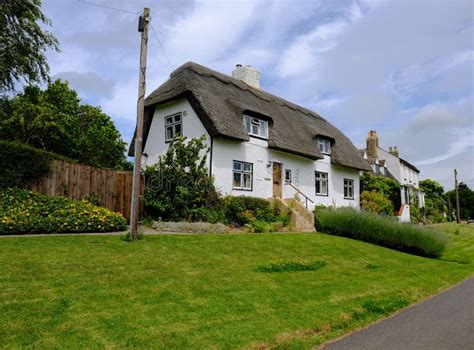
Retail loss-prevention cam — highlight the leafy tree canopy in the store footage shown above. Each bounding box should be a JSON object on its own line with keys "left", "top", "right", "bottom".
{"left": 419, "top": 179, "right": 444, "bottom": 199}
{"left": 0, "top": 80, "right": 128, "bottom": 169}
{"left": 360, "top": 172, "right": 400, "bottom": 195}
{"left": 446, "top": 182, "right": 474, "bottom": 220}
{"left": 0, "top": 0, "right": 59, "bottom": 93}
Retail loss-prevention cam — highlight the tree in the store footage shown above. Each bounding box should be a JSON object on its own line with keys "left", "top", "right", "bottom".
{"left": 419, "top": 179, "right": 444, "bottom": 199}
{"left": 446, "top": 183, "right": 474, "bottom": 220}
{"left": 74, "top": 105, "right": 128, "bottom": 168}
{"left": 360, "top": 172, "right": 400, "bottom": 195}
{"left": 0, "top": 0, "right": 59, "bottom": 93}
{"left": 360, "top": 172, "right": 400, "bottom": 213}
{"left": 0, "top": 80, "right": 128, "bottom": 169}
{"left": 0, "top": 82, "right": 79, "bottom": 156}
{"left": 420, "top": 179, "right": 447, "bottom": 223}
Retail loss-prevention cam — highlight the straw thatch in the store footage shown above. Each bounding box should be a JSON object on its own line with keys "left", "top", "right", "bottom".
{"left": 130, "top": 62, "right": 371, "bottom": 171}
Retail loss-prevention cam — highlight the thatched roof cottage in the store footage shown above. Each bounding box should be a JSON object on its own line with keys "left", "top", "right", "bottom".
{"left": 130, "top": 62, "right": 371, "bottom": 214}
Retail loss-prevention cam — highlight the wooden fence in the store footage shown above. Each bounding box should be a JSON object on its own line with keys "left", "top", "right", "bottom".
{"left": 28, "top": 160, "right": 139, "bottom": 222}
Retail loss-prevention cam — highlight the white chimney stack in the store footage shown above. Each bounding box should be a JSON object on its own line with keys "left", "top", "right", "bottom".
{"left": 232, "top": 64, "right": 260, "bottom": 89}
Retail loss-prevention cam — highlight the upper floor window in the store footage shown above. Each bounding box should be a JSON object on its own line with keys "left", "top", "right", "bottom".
{"left": 316, "top": 138, "right": 331, "bottom": 154}
{"left": 165, "top": 113, "right": 182, "bottom": 142}
{"left": 244, "top": 115, "right": 268, "bottom": 139}
{"left": 374, "top": 164, "right": 380, "bottom": 175}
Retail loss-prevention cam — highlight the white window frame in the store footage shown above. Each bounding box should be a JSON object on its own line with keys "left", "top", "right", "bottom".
{"left": 285, "top": 169, "right": 292, "bottom": 183}
{"left": 233, "top": 160, "right": 253, "bottom": 191}
{"left": 244, "top": 115, "right": 268, "bottom": 139}
{"left": 315, "top": 171, "right": 328, "bottom": 196}
{"left": 344, "top": 178, "right": 354, "bottom": 200}
{"left": 316, "top": 138, "right": 331, "bottom": 154}
{"left": 165, "top": 112, "right": 182, "bottom": 142}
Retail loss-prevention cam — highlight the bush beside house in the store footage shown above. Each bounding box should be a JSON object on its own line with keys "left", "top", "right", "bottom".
{"left": 143, "top": 135, "right": 291, "bottom": 232}
{"left": 0, "top": 188, "right": 126, "bottom": 234}
{"left": 360, "top": 172, "right": 400, "bottom": 215}
{"left": 314, "top": 207, "right": 447, "bottom": 258}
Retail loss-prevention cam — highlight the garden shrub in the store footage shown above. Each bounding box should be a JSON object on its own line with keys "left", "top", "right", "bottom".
{"left": 0, "top": 188, "right": 126, "bottom": 234}
{"left": 143, "top": 135, "right": 224, "bottom": 223}
{"left": 314, "top": 207, "right": 447, "bottom": 258}
{"left": 361, "top": 190, "right": 394, "bottom": 215}
{"left": 0, "top": 141, "right": 71, "bottom": 189}
{"left": 224, "top": 196, "right": 283, "bottom": 225}
{"left": 409, "top": 200, "right": 422, "bottom": 224}
{"left": 223, "top": 196, "right": 290, "bottom": 232}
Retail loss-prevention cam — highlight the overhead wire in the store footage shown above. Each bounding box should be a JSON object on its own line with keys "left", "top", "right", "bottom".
{"left": 77, "top": 0, "right": 175, "bottom": 74}
{"left": 150, "top": 22, "right": 175, "bottom": 73}
{"left": 77, "top": 0, "right": 141, "bottom": 15}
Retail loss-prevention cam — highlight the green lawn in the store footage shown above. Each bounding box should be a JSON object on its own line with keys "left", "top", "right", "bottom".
{"left": 0, "top": 223, "right": 473, "bottom": 349}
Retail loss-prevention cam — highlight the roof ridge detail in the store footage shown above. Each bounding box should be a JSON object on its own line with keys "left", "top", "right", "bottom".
{"left": 170, "top": 62, "right": 327, "bottom": 122}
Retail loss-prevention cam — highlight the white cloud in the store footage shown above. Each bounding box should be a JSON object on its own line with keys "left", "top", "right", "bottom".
{"left": 388, "top": 50, "right": 474, "bottom": 102}
{"left": 165, "top": 0, "right": 259, "bottom": 65}
{"left": 277, "top": 18, "right": 355, "bottom": 78}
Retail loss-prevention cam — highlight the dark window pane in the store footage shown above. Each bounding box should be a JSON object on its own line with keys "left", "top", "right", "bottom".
{"left": 166, "top": 126, "right": 173, "bottom": 140}
{"left": 175, "top": 123, "right": 182, "bottom": 135}
{"left": 233, "top": 172, "right": 241, "bottom": 188}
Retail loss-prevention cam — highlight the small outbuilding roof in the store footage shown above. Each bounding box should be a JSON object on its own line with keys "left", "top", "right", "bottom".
{"left": 129, "top": 62, "right": 371, "bottom": 171}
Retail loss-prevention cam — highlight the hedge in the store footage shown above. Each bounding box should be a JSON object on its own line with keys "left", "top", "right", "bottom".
{"left": 314, "top": 207, "right": 447, "bottom": 258}
{"left": 0, "top": 141, "right": 72, "bottom": 189}
{"left": 0, "top": 188, "right": 127, "bottom": 234}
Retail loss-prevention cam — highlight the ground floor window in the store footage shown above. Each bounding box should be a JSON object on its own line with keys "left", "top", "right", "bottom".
{"left": 315, "top": 171, "right": 328, "bottom": 196}
{"left": 233, "top": 160, "right": 253, "bottom": 190}
{"left": 344, "top": 178, "right": 354, "bottom": 199}
{"left": 285, "top": 169, "right": 292, "bottom": 183}
{"left": 404, "top": 186, "right": 410, "bottom": 205}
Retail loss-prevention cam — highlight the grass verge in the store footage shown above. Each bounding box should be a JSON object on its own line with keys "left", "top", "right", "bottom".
{"left": 0, "top": 223, "right": 472, "bottom": 349}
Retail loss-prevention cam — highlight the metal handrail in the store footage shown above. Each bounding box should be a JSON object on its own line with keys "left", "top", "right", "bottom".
{"left": 284, "top": 182, "right": 314, "bottom": 209}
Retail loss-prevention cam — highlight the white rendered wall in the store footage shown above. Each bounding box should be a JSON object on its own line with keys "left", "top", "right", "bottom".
{"left": 376, "top": 147, "right": 401, "bottom": 182}
{"left": 144, "top": 98, "right": 361, "bottom": 210}
{"left": 400, "top": 163, "right": 419, "bottom": 188}
{"left": 211, "top": 138, "right": 361, "bottom": 210}
{"left": 142, "top": 99, "right": 211, "bottom": 168}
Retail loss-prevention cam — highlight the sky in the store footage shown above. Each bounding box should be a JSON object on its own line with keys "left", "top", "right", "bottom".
{"left": 40, "top": 0, "right": 473, "bottom": 190}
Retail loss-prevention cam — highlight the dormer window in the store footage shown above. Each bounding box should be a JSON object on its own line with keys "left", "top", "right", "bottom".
{"left": 244, "top": 115, "right": 268, "bottom": 139}
{"left": 316, "top": 138, "right": 331, "bottom": 154}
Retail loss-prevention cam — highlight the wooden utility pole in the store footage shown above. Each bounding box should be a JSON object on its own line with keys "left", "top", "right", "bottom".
{"left": 454, "top": 168, "right": 461, "bottom": 224}
{"left": 129, "top": 8, "right": 150, "bottom": 239}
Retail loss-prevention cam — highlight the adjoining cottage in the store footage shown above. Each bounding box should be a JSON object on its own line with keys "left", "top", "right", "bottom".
{"left": 129, "top": 62, "right": 371, "bottom": 212}
{"left": 360, "top": 130, "right": 425, "bottom": 222}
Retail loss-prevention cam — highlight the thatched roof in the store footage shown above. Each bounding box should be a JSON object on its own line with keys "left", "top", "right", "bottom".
{"left": 129, "top": 62, "right": 371, "bottom": 171}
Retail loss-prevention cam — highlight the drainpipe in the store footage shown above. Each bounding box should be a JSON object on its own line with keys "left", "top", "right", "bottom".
{"left": 209, "top": 136, "right": 213, "bottom": 178}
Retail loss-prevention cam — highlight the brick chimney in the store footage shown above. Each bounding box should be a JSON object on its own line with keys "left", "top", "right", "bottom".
{"left": 389, "top": 146, "right": 399, "bottom": 157}
{"left": 232, "top": 64, "right": 260, "bottom": 89}
{"left": 366, "top": 130, "right": 379, "bottom": 158}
